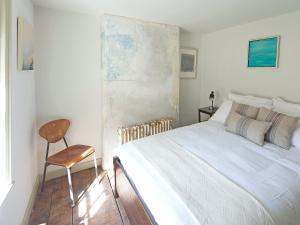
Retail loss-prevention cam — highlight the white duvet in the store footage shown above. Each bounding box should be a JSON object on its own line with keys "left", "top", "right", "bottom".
{"left": 114, "top": 121, "right": 300, "bottom": 225}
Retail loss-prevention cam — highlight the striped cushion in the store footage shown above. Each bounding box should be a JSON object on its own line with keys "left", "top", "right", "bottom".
{"left": 256, "top": 108, "right": 298, "bottom": 149}
{"left": 225, "top": 102, "right": 259, "bottom": 125}
{"left": 232, "top": 102, "right": 259, "bottom": 118}
{"left": 226, "top": 112, "right": 272, "bottom": 145}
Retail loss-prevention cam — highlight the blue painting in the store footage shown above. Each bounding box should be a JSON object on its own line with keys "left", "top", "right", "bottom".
{"left": 248, "top": 36, "right": 279, "bottom": 67}
{"left": 181, "top": 54, "right": 195, "bottom": 72}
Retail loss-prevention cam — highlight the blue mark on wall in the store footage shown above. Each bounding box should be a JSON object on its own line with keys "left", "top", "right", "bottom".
{"left": 248, "top": 37, "right": 278, "bottom": 67}
{"left": 103, "top": 33, "right": 136, "bottom": 80}
{"left": 114, "top": 34, "right": 134, "bottom": 49}
{"left": 104, "top": 34, "right": 135, "bottom": 50}
{"left": 106, "top": 62, "right": 120, "bottom": 80}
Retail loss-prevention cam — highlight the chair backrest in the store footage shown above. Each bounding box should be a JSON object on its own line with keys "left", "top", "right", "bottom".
{"left": 39, "top": 119, "right": 70, "bottom": 143}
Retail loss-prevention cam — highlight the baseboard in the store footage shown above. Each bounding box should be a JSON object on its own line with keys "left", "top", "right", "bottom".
{"left": 21, "top": 176, "right": 39, "bottom": 225}
{"left": 44, "top": 157, "right": 102, "bottom": 181}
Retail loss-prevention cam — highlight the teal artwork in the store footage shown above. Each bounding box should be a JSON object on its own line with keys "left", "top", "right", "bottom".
{"left": 248, "top": 36, "right": 279, "bottom": 67}
{"left": 181, "top": 54, "right": 195, "bottom": 72}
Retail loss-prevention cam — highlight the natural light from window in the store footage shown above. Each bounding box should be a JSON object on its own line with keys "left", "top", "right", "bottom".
{"left": 0, "top": 0, "right": 11, "bottom": 206}
{"left": 0, "top": 60, "right": 6, "bottom": 187}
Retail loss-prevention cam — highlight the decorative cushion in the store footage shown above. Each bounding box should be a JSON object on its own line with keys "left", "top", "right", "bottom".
{"left": 225, "top": 102, "right": 259, "bottom": 125}
{"left": 226, "top": 112, "right": 272, "bottom": 145}
{"left": 256, "top": 107, "right": 298, "bottom": 149}
{"left": 232, "top": 102, "right": 259, "bottom": 118}
{"left": 272, "top": 97, "right": 300, "bottom": 148}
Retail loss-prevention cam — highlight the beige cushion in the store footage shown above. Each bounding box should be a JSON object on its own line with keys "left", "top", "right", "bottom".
{"left": 232, "top": 102, "right": 259, "bottom": 118}
{"left": 256, "top": 108, "right": 298, "bottom": 149}
{"left": 226, "top": 112, "right": 272, "bottom": 145}
{"left": 225, "top": 102, "right": 259, "bottom": 125}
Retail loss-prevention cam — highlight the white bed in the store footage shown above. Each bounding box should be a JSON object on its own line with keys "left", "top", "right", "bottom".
{"left": 114, "top": 120, "right": 300, "bottom": 225}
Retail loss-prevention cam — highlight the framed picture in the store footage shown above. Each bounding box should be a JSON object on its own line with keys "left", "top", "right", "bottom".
{"left": 17, "top": 16, "right": 34, "bottom": 70}
{"left": 248, "top": 36, "right": 280, "bottom": 68}
{"left": 180, "top": 48, "right": 197, "bottom": 78}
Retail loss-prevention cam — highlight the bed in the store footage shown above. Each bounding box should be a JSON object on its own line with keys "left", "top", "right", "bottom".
{"left": 113, "top": 120, "right": 300, "bottom": 225}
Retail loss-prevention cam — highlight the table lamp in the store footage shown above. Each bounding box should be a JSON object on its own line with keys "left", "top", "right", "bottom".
{"left": 209, "top": 91, "right": 215, "bottom": 110}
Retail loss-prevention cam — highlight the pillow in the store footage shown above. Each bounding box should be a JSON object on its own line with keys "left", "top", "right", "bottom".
{"left": 225, "top": 102, "right": 259, "bottom": 125}
{"left": 272, "top": 97, "right": 300, "bottom": 117}
{"left": 226, "top": 112, "right": 272, "bottom": 145}
{"left": 272, "top": 97, "right": 300, "bottom": 148}
{"left": 210, "top": 99, "right": 233, "bottom": 124}
{"left": 256, "top": 107, "right": 298, "bottom": 149}
{"left": 229, "top": 92, "right": 273, "bottom": 109}
{"left": 231, "top": 102, "right": 259, "bottom": 118}
{"left": 292, "top": 125, "right": 300, "bottom": 148}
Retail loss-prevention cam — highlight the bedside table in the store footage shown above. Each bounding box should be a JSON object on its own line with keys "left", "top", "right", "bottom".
{"left": 198, "top": 107, "right": 218, "bottom": 122}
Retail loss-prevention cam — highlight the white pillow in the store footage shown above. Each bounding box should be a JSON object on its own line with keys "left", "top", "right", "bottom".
{"left": 210, "top": 99, "right": 233, "bottom": 124}
{"left": 292, "top": 125, "right": 300, "bottom": 148}
{"left": 273, "top": 97, "right": 300, "bottom": 117}
{"left": 273, "top": 97, "right": 300, "bottom": 148}
{"left": 228, "top": 92, "right": 273, "bottom": 109}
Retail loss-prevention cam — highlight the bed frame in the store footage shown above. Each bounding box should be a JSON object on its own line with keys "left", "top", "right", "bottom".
{"left": 113, "top": 156, "right": 156, "bottom": 225}
{"left": 113, "top": 119, "right": 173, "bottom": 224}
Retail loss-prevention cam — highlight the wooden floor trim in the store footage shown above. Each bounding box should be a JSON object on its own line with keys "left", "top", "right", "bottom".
{"left": 21, "top": 176, "right": 40, "bottom": 225}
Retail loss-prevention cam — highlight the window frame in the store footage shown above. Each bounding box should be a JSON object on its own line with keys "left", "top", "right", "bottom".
{"left": 0, "top": 0, "right": 12, "bottom": 206}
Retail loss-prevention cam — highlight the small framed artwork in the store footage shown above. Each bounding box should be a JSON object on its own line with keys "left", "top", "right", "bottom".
{"left": 248, "top": 36, "right": 280, "bottom": 68}
{"left": 17, "top": 16, "right": 34, "bottom": 70}
{"left": 180, "top": 48, "right": 197, "bottom": 78}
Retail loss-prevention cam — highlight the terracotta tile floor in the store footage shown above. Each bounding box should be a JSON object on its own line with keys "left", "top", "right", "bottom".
{"left": 28, "top": 168, "right": 128, "bottom": 225}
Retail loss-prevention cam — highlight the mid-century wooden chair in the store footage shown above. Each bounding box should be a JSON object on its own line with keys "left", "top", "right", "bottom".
{"left": 39, "top": 119, "right": 98, "bottom": 206}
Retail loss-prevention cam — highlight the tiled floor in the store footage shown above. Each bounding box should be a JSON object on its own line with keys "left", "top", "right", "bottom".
{"left": 28, "top": 168, "right": 127, "bottom": 225}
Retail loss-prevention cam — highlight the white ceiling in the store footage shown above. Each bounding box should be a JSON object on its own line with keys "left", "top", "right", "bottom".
{"left": 32, "top": 0, "right": 300, "bottom": 32}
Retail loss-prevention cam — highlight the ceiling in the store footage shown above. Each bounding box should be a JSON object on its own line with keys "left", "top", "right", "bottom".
{"left": 32, "top": 0, "right": 300, "bottom": 33}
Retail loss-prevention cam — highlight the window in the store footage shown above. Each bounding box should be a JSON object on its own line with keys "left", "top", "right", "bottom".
{"left": 0, "top": 0, "right": 11, "bottom": 206}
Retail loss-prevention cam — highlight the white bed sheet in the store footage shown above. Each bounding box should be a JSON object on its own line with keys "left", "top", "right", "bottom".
{"left": 114, "top": 121, "right": 300, "bottom": 225}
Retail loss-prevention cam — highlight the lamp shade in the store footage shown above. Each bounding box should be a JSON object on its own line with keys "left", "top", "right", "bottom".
{"left": 209, "top": 91, "right": 215, "bottom": 101}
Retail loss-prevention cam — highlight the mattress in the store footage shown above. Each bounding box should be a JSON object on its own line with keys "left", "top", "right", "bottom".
{"left": 114, "top": 121, "right": 300, "bottom": 225}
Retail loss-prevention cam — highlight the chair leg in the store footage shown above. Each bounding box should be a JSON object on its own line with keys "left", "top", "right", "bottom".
{"left": 93, "top": 152, "right": 99, "bottom": 182}
{"left": 41, "top": 162, "right": 48, "bottom": 192}
{"left": 67, "top": 168, "right": 75, "bottom": 207}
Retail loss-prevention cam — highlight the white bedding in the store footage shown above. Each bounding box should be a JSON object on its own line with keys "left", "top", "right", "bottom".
{"left": 114, "top": 121, "right": 300, "bottom": 225}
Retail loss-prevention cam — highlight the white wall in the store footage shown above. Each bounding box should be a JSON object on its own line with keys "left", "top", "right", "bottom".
{"left": 2, "top": 4, "right": 299, "bottom": 225}
{"left": 0, "top": 0, "right": 37, "bottom": 224}
{"left": 200, "top": 11, "right": 300, "bottom": 106}
{"left": 35, "top": 7, "right": 102, "bottom": 173}
{"left": 34, "top": 7, "right": 186, "bottom": 172}
{"left": 102, "top": 16, "right": 180, "bottom": 168}
{"left": 179, "top": 32, "right": 202, "bottom": 126}
{"left": 34, "top": 8, "right": 300, "bottom": 173}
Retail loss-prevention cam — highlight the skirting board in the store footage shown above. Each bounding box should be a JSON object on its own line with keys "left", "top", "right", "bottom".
{"left": 43, "top": 157, "right": 102, "bottom": 181}
{"left": 21, "top": 176, "right": 39, "bottom": 225}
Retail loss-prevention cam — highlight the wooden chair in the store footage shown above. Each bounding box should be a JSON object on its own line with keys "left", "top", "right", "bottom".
{"left": 39, "top": 119, "right": 98, "bottom": 206}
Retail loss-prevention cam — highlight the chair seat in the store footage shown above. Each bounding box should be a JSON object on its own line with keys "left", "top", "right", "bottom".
{"left": 47, "top": 144, "right": 95, "bottom": 168}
